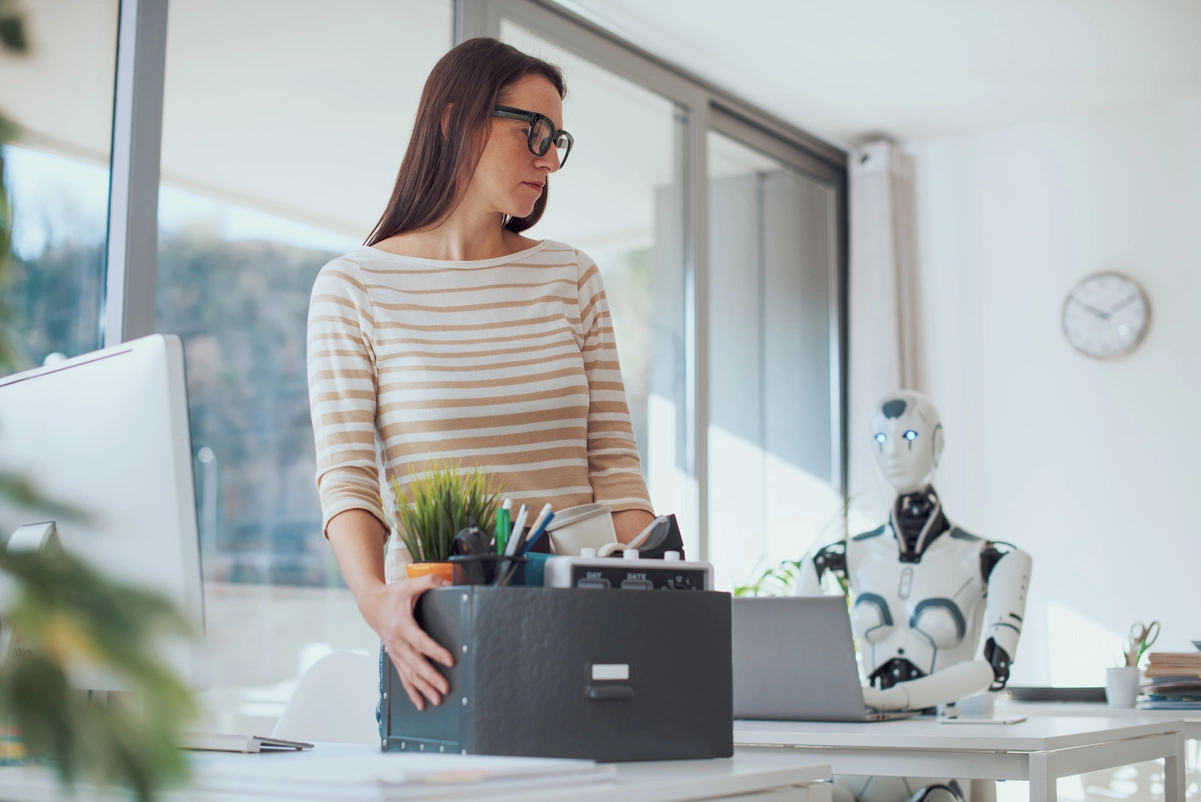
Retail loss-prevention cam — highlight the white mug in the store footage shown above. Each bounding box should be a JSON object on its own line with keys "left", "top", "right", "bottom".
{"left": 546, "top": 503, "right": 617, "bottom": 556}
{"left": 1105, "top": 666, "right": 1141, "bottom": 708}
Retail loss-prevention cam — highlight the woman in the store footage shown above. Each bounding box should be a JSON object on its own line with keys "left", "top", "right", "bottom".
{"left": 306, "top": 37, "right": 655, "bottom": 714}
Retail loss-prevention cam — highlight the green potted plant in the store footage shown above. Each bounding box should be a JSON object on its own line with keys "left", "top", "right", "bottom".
{"left": 384, "top": 460, "right": 502, "bottom": 583}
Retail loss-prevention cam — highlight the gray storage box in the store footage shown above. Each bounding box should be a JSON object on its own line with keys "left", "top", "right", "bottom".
{"left": 383, "top": 586, "right": 732, "bottom": 762}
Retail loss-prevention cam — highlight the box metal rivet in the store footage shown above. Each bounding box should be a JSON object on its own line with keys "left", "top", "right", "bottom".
{"left": 461, "top": 697, "right": 468, "bottom": 706}
{"left": 439, "top": 746, "right": 445, "bottom": 753}
{"left": 400, "top": 742, "right": 406, "bottom": 749}
{"left": 461, "top": 645, "right": 468, "bottom": 654}
{"left": 382, "top": 692, "right": 388, "bottom": 700}
{"left": 419, "top": 744, "right": 424, "bottom": 752}
{"left": 381, "top": 739, "right": 386, "bottom": 749}
{"left": 461, "top": 594, "right": 468, "bottom": 602}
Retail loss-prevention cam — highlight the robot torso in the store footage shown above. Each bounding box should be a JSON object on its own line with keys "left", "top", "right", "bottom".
{"left": 846, "top": 523, "right": 989, "bottom": 684}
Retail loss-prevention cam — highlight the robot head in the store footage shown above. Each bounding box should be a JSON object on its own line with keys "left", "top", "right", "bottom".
{"left": 870, "top": 391, "right": 944, "bottom": 494}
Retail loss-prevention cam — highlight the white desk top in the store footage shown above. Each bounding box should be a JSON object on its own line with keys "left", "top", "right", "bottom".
{"left": 0, "top": 744, "right": 831, "bottom": 802}
{"left": 997, "top": 699, "right": 1201, "bottom": 721}
{"left": 735, "top": 715, "right": 1184, "bottom": 753}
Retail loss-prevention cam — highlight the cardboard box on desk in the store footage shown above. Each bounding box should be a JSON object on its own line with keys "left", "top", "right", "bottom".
{"left": 382, "top": 586, "right": 733, "bottom": 762}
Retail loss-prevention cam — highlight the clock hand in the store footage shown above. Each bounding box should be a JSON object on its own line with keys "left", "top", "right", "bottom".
{"left": 1073, "top": 298, "right": 1109, "bottom": 319}
{"left": 1105, "top": 293, "right": 1138, "bottom": 316}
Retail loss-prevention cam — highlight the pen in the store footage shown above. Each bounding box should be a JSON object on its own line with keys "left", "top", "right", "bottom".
{"left": 519, "top": 509, "right": 555, "bottom": 555}
{"left": 521, "top": 504, "right": 552, "bottom": 548}
{"left": 526, "top": 503, "right": 552, "bottom": 537}
{"left": 504, "top": 504, "right": 529, "bottom": 557}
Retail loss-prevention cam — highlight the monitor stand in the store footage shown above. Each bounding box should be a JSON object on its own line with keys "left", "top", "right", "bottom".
{"left": 1, "top": 522, "right": 60, "bottom": 665}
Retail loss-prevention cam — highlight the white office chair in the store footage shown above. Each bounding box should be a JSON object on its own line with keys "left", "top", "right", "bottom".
{"left": 271, "top": 649, "right": 380, "bottom": 745}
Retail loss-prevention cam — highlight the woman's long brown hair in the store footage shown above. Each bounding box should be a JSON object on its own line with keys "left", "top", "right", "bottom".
{"left": 365, "top": 38, "right": 566, "bottom": 245}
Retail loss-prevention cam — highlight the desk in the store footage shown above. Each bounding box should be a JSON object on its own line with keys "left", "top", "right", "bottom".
{"left": 996, "top": 699, "right": 1201, "bottom": 740}
{"left": 735, "top": 716, "right": 1185, "bottom": 802}
{"left": 0, "top": 744, "right": 834, "bottom": 802}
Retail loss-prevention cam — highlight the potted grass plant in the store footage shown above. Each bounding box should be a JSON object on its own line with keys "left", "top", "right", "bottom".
{"left": 384, "top": 460, "right": 501, "bottom": 583}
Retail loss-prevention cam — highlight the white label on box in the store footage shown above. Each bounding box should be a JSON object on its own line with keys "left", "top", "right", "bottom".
{"left": 591, "top": 663, "right": 629, "bottom": 681}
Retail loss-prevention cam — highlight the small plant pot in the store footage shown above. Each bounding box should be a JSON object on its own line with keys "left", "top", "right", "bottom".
{"left": 1106, "top": 665, "right": 1141, "bottom": 708}
{"left": 405, "top": 562, "right": 454, "bottom": 583}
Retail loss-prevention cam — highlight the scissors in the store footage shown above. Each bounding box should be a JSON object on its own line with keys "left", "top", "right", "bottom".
{"left": 1127, "top": 620, "right": 1161, "bottom": 667}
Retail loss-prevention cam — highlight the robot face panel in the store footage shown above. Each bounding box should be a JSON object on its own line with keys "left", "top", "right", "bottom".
{"left": 870, "top": 391, "right": 944, "bottom": 493}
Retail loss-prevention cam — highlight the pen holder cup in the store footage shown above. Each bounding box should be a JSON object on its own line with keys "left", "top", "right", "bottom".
{"left": 450, "top": 554, "right": 528, "bottom": 586}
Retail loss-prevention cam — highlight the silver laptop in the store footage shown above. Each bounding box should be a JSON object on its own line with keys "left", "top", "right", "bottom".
{"left": 732, "top": 596, "right": 916, "bottom": 722}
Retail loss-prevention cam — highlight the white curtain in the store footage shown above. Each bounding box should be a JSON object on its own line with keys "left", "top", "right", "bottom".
{"left": 846, "top": 141, "right": 921, "bottom": 523}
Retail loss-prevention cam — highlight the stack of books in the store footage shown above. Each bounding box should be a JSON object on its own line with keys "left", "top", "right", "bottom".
{"left": 1139, "top": 652, "right": 1201, "bottom": 710}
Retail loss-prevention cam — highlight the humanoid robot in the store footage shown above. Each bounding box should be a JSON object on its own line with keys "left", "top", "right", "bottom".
{"left": 796, "top": 391, "right": 1032, "bottom": 802}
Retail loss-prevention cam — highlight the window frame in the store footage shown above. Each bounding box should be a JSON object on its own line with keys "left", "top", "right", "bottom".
{"left": 105, "top": 0, "right": 168, "bottom": 347}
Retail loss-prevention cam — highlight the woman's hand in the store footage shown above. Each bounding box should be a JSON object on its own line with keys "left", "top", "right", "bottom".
{"left": 361, "top": 575, "right": 456, "bottom": 711}
{"left": 325, "top": 510, "right": 455, "bottom": 712}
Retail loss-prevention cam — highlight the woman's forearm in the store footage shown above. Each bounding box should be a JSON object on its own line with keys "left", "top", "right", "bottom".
{"left": 326, "top": 509, "right": 389, "bottom": 621}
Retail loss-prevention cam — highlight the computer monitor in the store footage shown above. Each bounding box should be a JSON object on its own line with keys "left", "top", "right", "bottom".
{"left": 0, "top": 334, "right": 209, "bottom": 690}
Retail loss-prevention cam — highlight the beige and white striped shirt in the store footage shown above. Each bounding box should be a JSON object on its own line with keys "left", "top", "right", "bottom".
{"left": 306, "top": 239, "right": 653, "bottom": 536}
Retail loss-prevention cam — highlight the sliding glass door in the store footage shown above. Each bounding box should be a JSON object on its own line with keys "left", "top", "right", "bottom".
{"left": 706, "top": 124, "right": 844, "bottom": 591}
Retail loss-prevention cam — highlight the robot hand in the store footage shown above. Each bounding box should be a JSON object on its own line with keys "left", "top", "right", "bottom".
{"left": 861, "top": 659, "right": 994, "bottom": 712}
{"left": 794, "top": 542, "right": 846, "bottom": 596}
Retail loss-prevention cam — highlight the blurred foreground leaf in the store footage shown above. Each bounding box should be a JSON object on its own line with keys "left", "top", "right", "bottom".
{"left": 0, "top": 0, "right": 26, "bottom": 53}
{"left": 0, "top": 547, "right": 197, "bottom": 802}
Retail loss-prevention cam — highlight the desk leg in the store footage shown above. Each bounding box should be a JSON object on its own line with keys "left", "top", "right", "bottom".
{"left": 1165, "top": 731, "right": 1185, "bottom": 802}
{"left": 1028, "top": 750, "right": 1058, "bottom": 802}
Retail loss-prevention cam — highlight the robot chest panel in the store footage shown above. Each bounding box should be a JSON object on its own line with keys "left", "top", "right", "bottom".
{"left": 847, "top": 534, "right": 986, "bottom": 650}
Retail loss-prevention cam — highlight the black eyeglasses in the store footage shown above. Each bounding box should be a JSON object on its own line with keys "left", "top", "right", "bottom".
{"left": 493, "top": 105, "right": 574, "bottom": 168}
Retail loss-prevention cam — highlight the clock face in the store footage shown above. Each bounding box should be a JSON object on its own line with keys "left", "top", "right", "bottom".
{"left": 1062, "top": 272, "right": 1149, "bottom": 359}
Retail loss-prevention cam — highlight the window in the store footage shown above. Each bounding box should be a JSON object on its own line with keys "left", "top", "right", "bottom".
{"left": 499, "top": 20, "right": 695, "bottom": 547}
{"left": 152, "top": 0, "right": 453, "bottom": 734}
{"left": 1, "top": 1, "right": 118, "bottom": 369}
{"left": 81, "top": 0, "right": 847, "bottom": 734}
{"left": 707, "top": 130, "right": 842, "bottom": 591}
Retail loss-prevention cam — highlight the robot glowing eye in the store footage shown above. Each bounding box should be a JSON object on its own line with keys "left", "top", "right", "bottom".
{"left": 875, "top": 433, "right": 886, "bottom": 444}
{"left": 904, "top": 430, "right": 918, "bottom": 441}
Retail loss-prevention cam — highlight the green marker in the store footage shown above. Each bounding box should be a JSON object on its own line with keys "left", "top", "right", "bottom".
{"left": 496, "top": 500, "right": 512, "bottom": 555}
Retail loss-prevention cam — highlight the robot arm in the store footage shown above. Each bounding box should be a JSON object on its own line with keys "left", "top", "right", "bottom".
{"left": 862, "top": 659, "right": 995, "bottom": 712}
{"left": 794, "top": 541, "right": 846, "bottom": 596}
{"left": 980, "top": 543, "right": 1032, "bottom": 689}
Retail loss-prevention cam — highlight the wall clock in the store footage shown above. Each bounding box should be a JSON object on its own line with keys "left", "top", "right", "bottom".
{"left": 1061, "top": 272, "right": 1150, "bottom": 359}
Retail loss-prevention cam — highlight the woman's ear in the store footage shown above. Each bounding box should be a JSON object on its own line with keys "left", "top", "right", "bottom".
{"left": 440, "top": 104, "right": 454, "bottom": 137}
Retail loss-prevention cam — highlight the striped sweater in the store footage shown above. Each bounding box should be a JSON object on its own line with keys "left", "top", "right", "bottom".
{"left": 306, "top": 239, "right": 654, "bottom": 536}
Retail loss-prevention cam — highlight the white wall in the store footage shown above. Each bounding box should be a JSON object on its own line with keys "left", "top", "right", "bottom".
{"left": 906, "top": 96, "right": 1201, "bottom": 685}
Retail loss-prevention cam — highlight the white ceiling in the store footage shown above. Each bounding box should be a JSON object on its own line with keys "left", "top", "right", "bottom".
{"left": 557, "top": 0, "right": 1201, "bottom": 146}
{"left": 5, "top": 0, "right": 1199, "bottom": 248}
